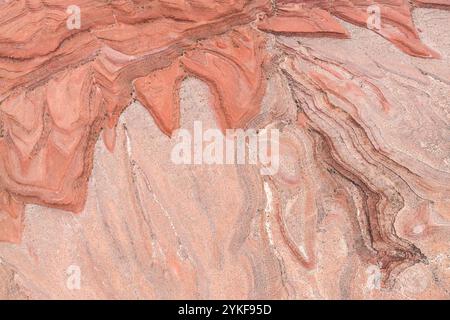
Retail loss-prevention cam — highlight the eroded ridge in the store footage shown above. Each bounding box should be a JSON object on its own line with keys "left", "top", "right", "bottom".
{"left": 0, "top": 0, "right": 449, "bottom": 288}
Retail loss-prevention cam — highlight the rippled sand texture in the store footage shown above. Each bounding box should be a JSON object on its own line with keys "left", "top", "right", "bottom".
{"left": 0, "top": 0, "right": 449, "bottom": 299}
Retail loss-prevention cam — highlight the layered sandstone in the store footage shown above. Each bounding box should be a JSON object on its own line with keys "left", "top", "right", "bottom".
{"left": 0, "top": 0, "right": 449, "bottom": 299}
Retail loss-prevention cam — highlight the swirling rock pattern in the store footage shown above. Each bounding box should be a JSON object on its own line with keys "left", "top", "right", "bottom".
{"left": 0, "top": 0, "right": 449, "bottom": 299}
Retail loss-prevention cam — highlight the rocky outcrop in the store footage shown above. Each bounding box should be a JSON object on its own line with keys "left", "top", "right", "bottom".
{"left": 0, "top": 0, "right": 449, "bottom": 298}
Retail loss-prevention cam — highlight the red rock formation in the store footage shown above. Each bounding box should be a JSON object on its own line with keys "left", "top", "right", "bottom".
{"left": 0, "top": 190, "right": 23, "bottom": 243}
{"left": 0, "top": 0, "right": 273, "bottom": 224}
{"left": 180, "top": 27, "right": 268, "bottom": 130}
{"left": 0, "top": 0, "right": 449, "bottom": 298}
